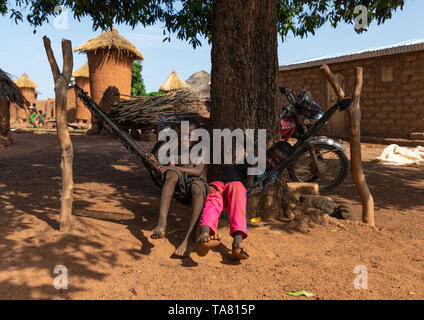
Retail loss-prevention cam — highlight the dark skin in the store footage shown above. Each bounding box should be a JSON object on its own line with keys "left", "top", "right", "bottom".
{"left": 196, "top": 147, "right": 288, "bottom": 260}
{"left": 146, "top": 123, "right": 207, "bottom": 257}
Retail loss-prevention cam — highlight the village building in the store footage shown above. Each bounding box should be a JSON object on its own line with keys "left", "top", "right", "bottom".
{"left": 12, "top": 73, "right": 39, "bottom": 123}
{"left": 0, "top": 69, "right": 26, "bottom": 147}
{"left": 66, "top": 86, "right": 77, "bottom": 123}
{"left": 278, "top": 39, "right": 424, "bottom": 141}
{"left": 72, "top": 62, "right": 91, "bottom": 124}
{"left": 186, "top": 70, "right": 211, "bottom": 103}
{"left": 74, "top": 28, "right": 144, "bottom": 125}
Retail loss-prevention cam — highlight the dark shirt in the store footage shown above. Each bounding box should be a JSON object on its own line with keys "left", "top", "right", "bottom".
{"left": 218, "top": 163, "right": 249, "bottom": 184}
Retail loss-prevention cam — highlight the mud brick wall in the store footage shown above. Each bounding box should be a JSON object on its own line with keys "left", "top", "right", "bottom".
{"left": 279, "top": 51, "right": 424, "bottom": 138}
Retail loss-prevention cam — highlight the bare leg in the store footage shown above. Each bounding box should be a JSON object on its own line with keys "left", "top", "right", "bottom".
{"left": 151, "top": 171, "right": 178, "bottom": 239}
{"left": 175, "top": 184, "right": 205, "bottom": 256}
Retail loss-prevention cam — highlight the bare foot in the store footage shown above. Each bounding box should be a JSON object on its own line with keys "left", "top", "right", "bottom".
{"left": 231, "top": 232, "right": 249, "bottom": 260}
{"left": 231, "top": 243, "right": 249, "bottom": 260}
{"left": 196, "top": 228, "right": 221, "bottom": 257}
{"left": 174, "top": 238, "right": 195, "bottom": 257}
{"left": 151, "top": 226, "right": 166, "bottom": 239}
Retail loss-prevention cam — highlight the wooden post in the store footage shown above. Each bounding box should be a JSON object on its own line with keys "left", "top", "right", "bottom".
{"left": 320, "top": 64, "right": 375, "bottom": 226}
{"left": 43, "top": 37, "right": 74, "bottom": 233}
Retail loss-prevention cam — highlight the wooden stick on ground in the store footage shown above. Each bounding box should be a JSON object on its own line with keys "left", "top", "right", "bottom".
{"left": 43, "top": 36, "right": 74, "bottom": 233}
{"left": 320, "top": 64, "right": 375, "bottom": 226}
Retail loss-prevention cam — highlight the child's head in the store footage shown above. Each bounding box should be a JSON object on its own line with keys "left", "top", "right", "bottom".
{"left": 38, "top": 110, "right": 42, "bottom": 114}
{"left": 266, "top": 141, "right": 292, "bottom": 171}
{"left": 180, "top": 117, "right": 201, "bottom": 147}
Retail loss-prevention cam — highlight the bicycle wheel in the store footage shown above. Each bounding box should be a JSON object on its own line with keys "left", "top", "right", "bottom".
{"left": 288, "top": 143, "right": 349, "bottom": 192}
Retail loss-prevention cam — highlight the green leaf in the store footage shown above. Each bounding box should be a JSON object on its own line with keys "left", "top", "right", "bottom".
{"left": 287, "top": 290, "right": 314, "bottom": 297}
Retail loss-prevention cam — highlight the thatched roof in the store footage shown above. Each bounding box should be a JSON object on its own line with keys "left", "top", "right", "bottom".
{"left": 0, "top": 69, "right": 27, "bottom": 106}
{"left": 186, "top": 70, "right": 211, "bottom": 102}
{"left": 14, "top": 73, "right": 39, "bottom": 88}
{"left": 74, "top": 28, "right": 144, "bottom": 61}
{"left": 159, "top": 71, "right": 189, "bottom": 92}
{"left": 72, "top": 62, "right": 89, "bottom": 78}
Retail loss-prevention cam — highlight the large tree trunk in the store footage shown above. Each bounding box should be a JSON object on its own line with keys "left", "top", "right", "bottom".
{"left": 321, "top": 65, "right": 375, "bottom": 225}
{"left": 0, "top": 99, "right": 12, "bottom": 149}
{"left": 43, "top": 37, "right": 74, "bottom": 233}
{"left": 211, "top": 0, "right": 291, "bottom": 218}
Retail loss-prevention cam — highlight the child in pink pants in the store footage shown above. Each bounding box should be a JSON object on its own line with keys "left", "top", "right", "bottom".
{"left": 196, "top": 141, "right": 292, "bottom": 260}
{"left": 200, "top": 180, "right": 248, "bottom": 239}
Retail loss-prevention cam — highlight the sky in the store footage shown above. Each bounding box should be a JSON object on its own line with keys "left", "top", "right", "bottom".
{"left": 0, "top": 0, "right": 423, "bottom": 100}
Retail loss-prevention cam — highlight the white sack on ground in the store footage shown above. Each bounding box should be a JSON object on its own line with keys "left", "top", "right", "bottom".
{"left": 372, "top": 144, "right": 424, "bottom": 166}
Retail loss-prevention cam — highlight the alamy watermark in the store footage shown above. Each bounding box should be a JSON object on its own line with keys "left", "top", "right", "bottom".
{"left": 53, "top": 5, "right": 68, "bottom": 30}
{"left": 53, "top": 265, "right": 68, "bottom": 290}
{"left": 353, "top": 265, "right": 368, "bottom": 290}
{"left": 354, "top": 5, "right": 368, "bottom": 31}
{"left": 157, "top": 121, "right": 267, "bottom": 175}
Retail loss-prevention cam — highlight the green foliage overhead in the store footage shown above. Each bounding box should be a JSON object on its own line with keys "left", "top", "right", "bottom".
{"left": 131, "top": 61, "right": 146, "bottom": 96}
{"left": 1, "top": 1, "right": 404, "bottom": 48}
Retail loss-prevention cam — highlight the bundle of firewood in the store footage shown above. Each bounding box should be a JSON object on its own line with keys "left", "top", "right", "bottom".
{"left": 110, "top": 89, "right": 209, "bottom": 129}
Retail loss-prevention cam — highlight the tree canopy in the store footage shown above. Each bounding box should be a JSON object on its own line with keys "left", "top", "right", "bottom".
{"left": 131, "top": 61, "right": 147, "bottom": 96}
{"left": 1, "top": 0, "right": 405, "bottom": 48}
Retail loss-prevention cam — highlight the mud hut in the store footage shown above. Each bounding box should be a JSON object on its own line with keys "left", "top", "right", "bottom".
{"left": 74, "top": 28, "right": 144, "bottom": 126}
{"left": 13, "top": 73, "right": 39, "bottom": 122}
{"left": 159, "top": 71, "right": 189, "bottom": 92}
{"left": 186, "top": 71, "right": 211, "bottom": 102}
{"left": 0, "top": 69, "right": 27, "bottom": 147}
{"left": 66, "top": 87, "right": 77, "bottom": 123}
{"left": 72, "top": 62, "right": 91, "bottom": 123}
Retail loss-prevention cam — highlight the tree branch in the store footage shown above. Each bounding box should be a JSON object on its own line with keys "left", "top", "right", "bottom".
{"left": 320, "top": 64, "right": 345, "bottom": 99}
{"left": 43, "top": 36, "right": 60, "bottom": 81}
{"left": 61, "top": 39, "right": 73, "bottom": 80}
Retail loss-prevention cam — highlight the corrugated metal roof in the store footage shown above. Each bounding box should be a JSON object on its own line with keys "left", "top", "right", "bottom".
{"left": 279, "top": 38, "right": 424, "bottom": 71}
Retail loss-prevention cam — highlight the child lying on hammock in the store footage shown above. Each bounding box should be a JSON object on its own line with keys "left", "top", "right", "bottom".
{"left": 196, "top": 141, "right": 292, "bottom": 260}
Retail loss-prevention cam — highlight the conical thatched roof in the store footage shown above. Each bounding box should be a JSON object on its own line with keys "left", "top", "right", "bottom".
{"left": 74, "top": 28, "right": 144, "bottom": 61}
{"left": 0, "top": 69, "right": 27, "bottom": 106}
{"left": 159, "top": 71, "right": 189, "bottom": 92}
{"left": 72, "top": 62, "right": 89, "bottom": 78}
{"left": 14, "top": 73, "right": 39, "bottom": 88}
{"left": 186, "top": 70, "right": 211, "bottom": 102}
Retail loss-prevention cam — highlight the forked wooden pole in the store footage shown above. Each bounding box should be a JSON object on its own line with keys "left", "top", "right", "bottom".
{"left": 43, "top": 36, "right": 74, "bottom": 233}
{"left": 320, "top": 64, "right": 375, "bottom": 226}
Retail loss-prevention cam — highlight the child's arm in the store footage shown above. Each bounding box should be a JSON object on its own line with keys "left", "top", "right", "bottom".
{"left": 172, "top": 163, "right": 205, "bottom": 177}
{"left": 157, "top": 163, "right": 204, "bottom": 177}
{"left": 244, "top": 174, "right": 255, "bottom": 189}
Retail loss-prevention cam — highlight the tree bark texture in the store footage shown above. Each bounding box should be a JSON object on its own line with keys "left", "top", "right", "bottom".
{"left": 211, "top": 0, "right": 292, "bottom": 218}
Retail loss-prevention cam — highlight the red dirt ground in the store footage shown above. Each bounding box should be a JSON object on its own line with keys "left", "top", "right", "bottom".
{"left": 0, "top": 133, "right": 423, "bottom": 300}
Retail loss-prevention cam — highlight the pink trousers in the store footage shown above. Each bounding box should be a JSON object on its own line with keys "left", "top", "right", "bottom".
{"left": 199, "top": 181, "right": 248, "bottom": 239}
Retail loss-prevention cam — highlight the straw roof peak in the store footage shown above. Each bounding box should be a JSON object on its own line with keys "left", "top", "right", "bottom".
{"left": 159, "top": 71, "right": 189, "bottom": 92}
{"left": 14, "top": 73, "right": 39, "bottom": 88}
{"left": 74, "top": 28, "right": 144, "bottom": 61}
{"left": 72, "top": 62, "right": 89, "bottom": 78}
{"left": 0, "top": 69, "right": 27, "bottom": 106}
